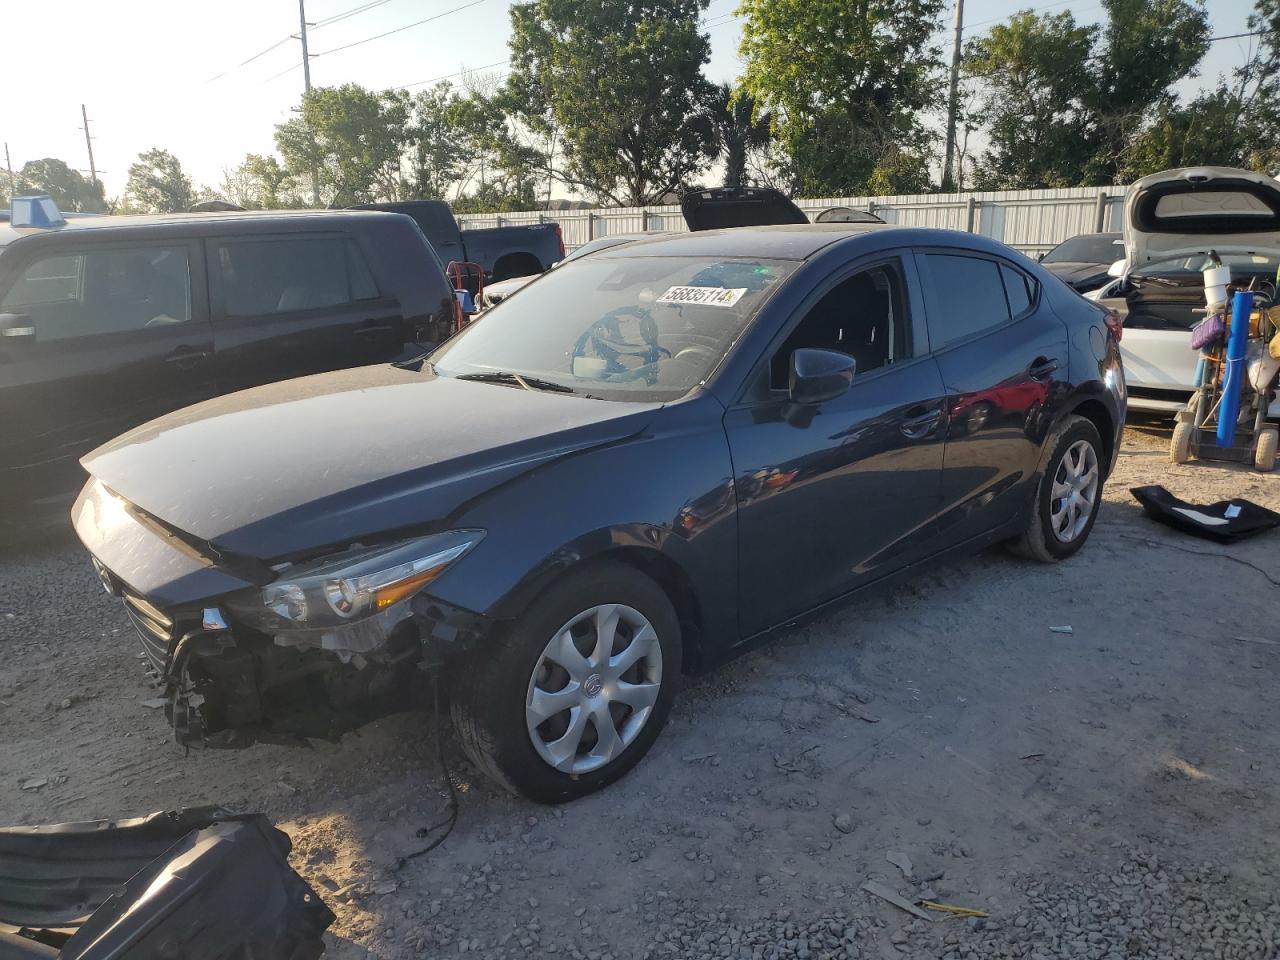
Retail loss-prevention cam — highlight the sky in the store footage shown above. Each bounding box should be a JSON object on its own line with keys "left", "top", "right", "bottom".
{"left": 0, "top": 0, "right": 1263, "bottom": 199}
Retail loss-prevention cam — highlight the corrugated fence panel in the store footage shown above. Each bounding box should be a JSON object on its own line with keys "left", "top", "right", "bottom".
{"left": 456, "top": 185, "right": 1133, "bottom": 256}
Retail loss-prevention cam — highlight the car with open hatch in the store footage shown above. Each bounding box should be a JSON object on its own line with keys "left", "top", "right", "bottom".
{"left": 73, "top": 222, "right": 1125, "bottom": 803}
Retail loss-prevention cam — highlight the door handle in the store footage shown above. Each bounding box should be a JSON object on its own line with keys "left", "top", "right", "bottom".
{"left": 1028, "top": 356, "right": 1060, "bottom": 380}
{"left": 165, "top": 349, "right": 210, "bottom": 370}
{"left": 900, "top": 404, "right": 942, "bottom": 440}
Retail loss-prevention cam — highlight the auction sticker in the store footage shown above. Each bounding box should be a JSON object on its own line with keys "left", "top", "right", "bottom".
{"left": 656, "top": 285, "right": 748, "bottom": 308}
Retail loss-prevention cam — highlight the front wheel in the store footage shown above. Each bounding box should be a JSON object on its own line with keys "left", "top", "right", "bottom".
{"left": 450, "top": 562, "right": 681, "bottom": 803}
{"left": 1009, "top": 415, "right": 1104, "bottom": 563}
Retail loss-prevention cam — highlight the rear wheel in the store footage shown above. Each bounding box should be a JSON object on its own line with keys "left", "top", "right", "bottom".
{"left": 450, "top": 562, "right": 681, "bottom": 803}
{"left": 1171, "top": 420, "right": 1194, "bottom": 464}
{"left": 1009, "top": 415, "right": 1104, "bottom": 563}
{"left": 1256, "top": 428, "right": 1278, "bottom": 472}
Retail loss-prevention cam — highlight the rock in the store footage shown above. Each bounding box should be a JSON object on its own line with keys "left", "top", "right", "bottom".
{"left": 833, "top": 814, "right": 853, "bottom": 834}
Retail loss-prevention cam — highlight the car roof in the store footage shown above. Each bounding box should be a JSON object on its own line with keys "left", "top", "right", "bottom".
{"left": 0, "top": 209, "right": 404, "bottom": 250}
{"left": 591, "top": 223, "right": 1027, "bottom": 261}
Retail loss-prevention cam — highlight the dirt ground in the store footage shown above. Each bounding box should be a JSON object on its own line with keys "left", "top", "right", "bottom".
{"left": 2, "top": 419, "right": 1279, "bottom": 960}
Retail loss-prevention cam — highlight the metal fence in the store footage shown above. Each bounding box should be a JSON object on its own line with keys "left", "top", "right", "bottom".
{"left": 456, "top": 185, "right": 1129, "bottom": 258}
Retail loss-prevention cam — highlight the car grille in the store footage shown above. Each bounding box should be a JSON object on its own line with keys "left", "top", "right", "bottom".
{"left": 121, "top": 591, "right": 176, "bottom": 674}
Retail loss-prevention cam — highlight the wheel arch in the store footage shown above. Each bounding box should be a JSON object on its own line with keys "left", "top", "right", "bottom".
{"left": 1068, "top": 397, "right": 1116, "bottom": 477}
{"left": 485, "top": 531, "right": 710, "bottom": 675}
{"left": 490, "top": 251, "right": 543, "bottom": 282}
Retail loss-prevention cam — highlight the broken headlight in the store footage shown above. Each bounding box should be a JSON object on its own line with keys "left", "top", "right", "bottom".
{"left": 223, "top": 530, "right": 483, "bottom": 657}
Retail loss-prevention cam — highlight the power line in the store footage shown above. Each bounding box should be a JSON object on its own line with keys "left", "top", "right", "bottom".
{"left": 312, "top": 0, "right": 397, "bottom": 28}
{"left": 403, "top": 58, "right": 510, "bottom": 88}
{"left": 310, "top": 0, "right": 489, "bottom": 57}
{"left": 205, "top": 35, "right": 294, "bottom": 82}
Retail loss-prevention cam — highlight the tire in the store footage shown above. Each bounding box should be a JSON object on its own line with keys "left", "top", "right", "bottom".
{"left": 450, "top": 561, "right": 681, "bottom": 803}
{"left": 1009, "top": 415, "right": 1105, "bottom": 563}
{"left": 1257, "top": 428, "right": 1278, "bottom": 472}
{"left": 1170, "top": 420, "right": 1194, "bottom": 464}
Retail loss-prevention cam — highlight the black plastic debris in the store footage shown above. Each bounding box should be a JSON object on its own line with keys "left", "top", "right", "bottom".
{"left": 0, "top": 807, "right": 333, "bottom": 959}
{"left": 1131, "top": 485, "right": 1280, "bottom": 543}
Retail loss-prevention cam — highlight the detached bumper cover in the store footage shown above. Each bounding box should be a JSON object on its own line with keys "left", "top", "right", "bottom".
{"left": 0, "top": 808, "right": 333, "bottom": 960}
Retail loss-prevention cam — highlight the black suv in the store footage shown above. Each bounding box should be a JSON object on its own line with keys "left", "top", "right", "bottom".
{"left": 0, "top": 203, "right": 455, "bottom": 521}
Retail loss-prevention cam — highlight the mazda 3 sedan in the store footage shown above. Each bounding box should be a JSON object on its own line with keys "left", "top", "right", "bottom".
{"left": 73, "top": 224, "right": 1125, "bottom": 803}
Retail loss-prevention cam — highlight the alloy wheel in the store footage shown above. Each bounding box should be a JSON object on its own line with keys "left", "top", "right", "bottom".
{"left": 1049, "top": 439, "right": 1099, "bottom": 543}
{"left": 525, "top": 604, "right": 663, "bottom": 776}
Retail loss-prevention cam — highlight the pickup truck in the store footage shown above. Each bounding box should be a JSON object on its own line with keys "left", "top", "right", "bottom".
{"left": 355, "top": 200, "right": 565, "bottom": 281}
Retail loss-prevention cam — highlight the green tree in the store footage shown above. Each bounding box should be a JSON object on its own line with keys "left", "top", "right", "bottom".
{"left": 123, "top": 148, "right": 195, "bottom": 213}
{"left": 275, "top": 84, "right": 411, "bottom": 205}
{"left": 1084, "top": 0, "right": 1211, "bottom": 181}
{"left": 708, "top": 84, "right": 772, "bottom": 189}
{"left": 220, "top": 154, "right": 304, "bottom": 209}
{"left": 1118, "top": 0, "right": 1279, "bottom": 176}
{"left": 14, "top": 158, "right": 105, "bottom": 212}
{"left": 737, "top": 0, "right": 945, "bottom": 195}
{"left": 508, "top": 0, "right": 718, "bottom": 205}
{"left": 964, "top": 11, "right": 1098, "bottom": 188}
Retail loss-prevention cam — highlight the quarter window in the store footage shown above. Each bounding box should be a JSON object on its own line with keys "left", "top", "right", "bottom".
{"left": 0, "top": 246, "right": 191, "bottom": 341}
{"left": 1001, "top": 263, "right": 1036, "bottom": 318}
{"left": 922, "top": 253, "right": 1011, "bottom": 348}
{"left": 217, "top": 237, "right": 379, "bottom": 317}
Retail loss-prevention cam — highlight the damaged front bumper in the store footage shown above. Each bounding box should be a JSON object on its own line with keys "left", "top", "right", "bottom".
{"left": 0, "top": 807, "right": 333, "bottom": 960}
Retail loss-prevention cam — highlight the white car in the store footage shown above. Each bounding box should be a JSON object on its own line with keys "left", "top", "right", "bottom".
{"left": 1086, "top": 166, "right": 1280, "bottom": 416}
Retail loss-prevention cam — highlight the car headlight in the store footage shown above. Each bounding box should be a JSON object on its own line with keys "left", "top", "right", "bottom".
{"left": 223, "top": 530, "right": 482, "bottom": 657}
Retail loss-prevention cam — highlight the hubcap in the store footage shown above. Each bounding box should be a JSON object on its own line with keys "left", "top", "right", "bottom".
{"left": 525, "top": 604, "right": 663, "bottom": 776}
{"left": 1049, "top": 439, "right": 1099, "bottom": 543}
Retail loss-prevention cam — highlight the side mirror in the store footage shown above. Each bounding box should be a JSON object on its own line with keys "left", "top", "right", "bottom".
{"left": 0, "top": 313, "right": 35, "bottom": 341}
{"left": 1037, "top": 252, "right": 1046, "bottom": 261}
{"left": 1106, "top": 259, "right": 1126, "bottom": 279}
{"left": 789, "top": 348, "right": 855, "bottom": 404}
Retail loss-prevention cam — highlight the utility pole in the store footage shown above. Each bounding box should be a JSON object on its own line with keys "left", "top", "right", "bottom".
{"left": 3, "top": 142, "right": 15, "bottom": 199}
{"left": 298, "top": 0, "right": 320, "bottom": 206}
{"left": 80, "top": 104, "right": 103, "bottom": 208}
{"left": 941, "top": 0, "right": 964, "bottom": 193}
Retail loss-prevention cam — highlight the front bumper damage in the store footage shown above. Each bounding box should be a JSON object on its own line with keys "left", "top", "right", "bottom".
{"left": 115, "top": 573, "right": 490, "bottom": 749}
{"left": 0, "top": 807, "right": 333, "bottom": 960}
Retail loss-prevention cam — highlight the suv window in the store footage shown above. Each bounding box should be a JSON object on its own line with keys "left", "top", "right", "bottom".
{"left": 217, "top": 237, "right": 378, "bottom": 317}
{"left": 922, "top": 253, "right": 1010, "bottom": 348}
{"left": 770, "top": 262, "right": 909, "bottom": 389}
{"left": 1, "top": 246, "right": 191, "bottom": 341}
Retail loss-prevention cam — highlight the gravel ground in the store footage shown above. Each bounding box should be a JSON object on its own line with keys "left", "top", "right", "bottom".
{"left": 1, "top": 419, "right": 1278, "bottom": 960}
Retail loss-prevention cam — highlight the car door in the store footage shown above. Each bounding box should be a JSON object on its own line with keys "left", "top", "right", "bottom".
{"left": 207, "top": 233, "right": 406, "bottom": 393}
{"left": 723, "top": 254, "right": 948, "bottom": 638}
{"left": 0, "top": 238, "right": 213, "bottom": 508}
{"left": 915, "top": 250, "right": 1070, "bottom": 548}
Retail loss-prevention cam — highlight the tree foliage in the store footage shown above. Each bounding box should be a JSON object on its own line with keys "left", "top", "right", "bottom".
{"left": 221, "top": 154, "right": 304, "bottom": 209}
{"left": 707, "top": 84, "right": 772, "bottom": 189}
{"left": 10, "top": 158, "right": 105, "bottom": 212}
{"left": 508, "top": 0, "right": 718, "bottom": 205}
{"left": 737, "top": 0, "right": 945, "bottom": 196}
{"left": 123, "top": 148, "right": 195, "bottom": 213}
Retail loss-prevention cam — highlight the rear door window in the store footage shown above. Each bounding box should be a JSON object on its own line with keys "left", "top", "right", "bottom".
{"left": 216, "top": 237, "right": 379, "bottom": 317}
{"left": 921, "top": 253, "right": 1012, "bottom": 349}
{"left": 1, "top": 245, "right": 191, "bottom": 341}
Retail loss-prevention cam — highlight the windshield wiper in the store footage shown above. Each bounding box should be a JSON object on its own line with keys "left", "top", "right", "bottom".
{"left": 455, "top": 371, "right": 576, "bottom": 394}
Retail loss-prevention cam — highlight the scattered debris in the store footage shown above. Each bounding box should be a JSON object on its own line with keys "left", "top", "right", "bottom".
{"left": 19, "top": 777, "right": 48, "bottom": 791}
{"left": 886, "top": 850, "right": 914, "bottom": 877}
{"left": 370, "top": 880, "right": 398, "bottom": 896}
{"left": 1049, "top": 625, "right": 1074, "bottom": 635}
{"left": 838, "top": 701, "right": 881, "bottom": 723}
{"left": 1019, "top": 753, "right": 1045, "bottom": 761}
{"left": 682, "top": 752, "right": 718, "bottom": 763}
{"left": 833, "top": 813, "right": 854, "bottom": 834}
{"left": 921, "top": 900, "right": 989, "bottom": 918}
{"left": 140, "top": 697, "right": 168, "bottom": 710}
{"left": 860, "top": 880, "right": 935, "bottom": 922}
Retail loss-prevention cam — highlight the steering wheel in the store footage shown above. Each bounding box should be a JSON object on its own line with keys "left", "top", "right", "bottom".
{"left": 571, "top": 305, "right": 672, "bottom": 374}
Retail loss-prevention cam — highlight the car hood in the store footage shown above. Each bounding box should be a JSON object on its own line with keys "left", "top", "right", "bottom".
{"left": 681, "top": 186, "right": 809, "bottom": 231}
{"left": 1122, "top": 166, "right": 1280, "bottom": 271}
{"left": 1042, "top": 261, "right": 1110, "bottom": 287}
{"left": 81, "top": 365, "right": 661, "bottom": 559}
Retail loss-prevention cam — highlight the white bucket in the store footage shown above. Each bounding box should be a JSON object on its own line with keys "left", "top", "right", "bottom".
{"left": 1203, "top": 264, "right": 1231, "bottom": 309}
